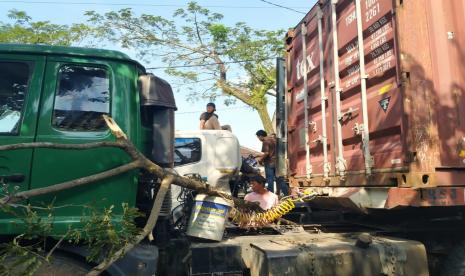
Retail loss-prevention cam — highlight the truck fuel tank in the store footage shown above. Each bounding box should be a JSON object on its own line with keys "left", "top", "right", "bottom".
{"left": 190, "top": 232, "right": 428, "bottom": 276}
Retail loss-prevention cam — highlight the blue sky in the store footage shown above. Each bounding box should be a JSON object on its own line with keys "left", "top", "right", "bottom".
{"left": 0, "top": 0, "right": 316, "bottom": 150}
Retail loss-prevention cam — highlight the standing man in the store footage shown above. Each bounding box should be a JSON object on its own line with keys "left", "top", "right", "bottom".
{"left": 199, "top": 102, "right": 221, "bottom": 130}
{"left": 244, "top": 175, "right": 279, "bottom": 210}
{"left": 255, "top": 130, "right": 289, "bottom": 196}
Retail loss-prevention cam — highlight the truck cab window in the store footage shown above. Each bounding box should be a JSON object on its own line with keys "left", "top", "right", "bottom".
{"left": 52, "top": 65, "right": 110, "bottom": 131}
{"left": 0, "top": 61, "right": 30, "bottom": 134}
{"left": 174, "top": 138, "right": 201, "bottom": 166}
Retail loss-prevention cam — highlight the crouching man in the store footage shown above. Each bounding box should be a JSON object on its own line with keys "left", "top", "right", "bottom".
{"left": 244, "top": 175, "right": 279, "bottom": 210}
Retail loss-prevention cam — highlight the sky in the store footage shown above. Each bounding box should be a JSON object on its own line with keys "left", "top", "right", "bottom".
{"left": 0, "top": 0, "right": 317, "bottom": 150}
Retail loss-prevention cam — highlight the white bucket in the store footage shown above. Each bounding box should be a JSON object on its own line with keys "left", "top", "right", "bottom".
{"left": 187, "top": 194, "right": 232, "bottom": 241}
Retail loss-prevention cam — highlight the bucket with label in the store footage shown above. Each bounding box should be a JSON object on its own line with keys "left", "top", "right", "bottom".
{"left": 187, "top": 194, "right": 232, "bottom": 241}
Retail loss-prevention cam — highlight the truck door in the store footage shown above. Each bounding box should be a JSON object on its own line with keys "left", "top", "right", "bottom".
{"left": 30, "top": 57, "right": 136, "bottom": 217}
{"left": 0, "top": 55, "right": 45, "bottom": 201}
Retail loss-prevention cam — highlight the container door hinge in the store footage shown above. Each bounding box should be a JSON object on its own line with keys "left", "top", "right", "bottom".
{"left": 309, "top": 121, "right": 317, "bottom": 132}
{"left": 336, "top": 158, "right": 347, "bottom": 180}
{"left": 339, "top": 107, "right": 359, "bottom": 122}
{"left": 306, "top": 165, "right": 313, "bottom": 178}
{"left": 353, "top": 123, "right": 374, "bottom": 173}
{"left": 323, "top": 162, "right": 331, "bottom": 180}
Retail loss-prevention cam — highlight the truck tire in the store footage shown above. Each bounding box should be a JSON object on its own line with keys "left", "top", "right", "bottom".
{"left": 441, "top": 240, "right": 465, "bottom": 276}
{"left": 34, "top": 253, "right": 91, "bottom": 276}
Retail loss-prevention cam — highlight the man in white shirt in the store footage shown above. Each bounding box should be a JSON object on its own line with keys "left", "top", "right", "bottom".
{"left": 244, "top": 175, "right": 279, "bottom": 210}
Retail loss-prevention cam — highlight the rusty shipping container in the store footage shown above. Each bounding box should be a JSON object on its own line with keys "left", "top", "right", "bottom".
{"left": 281, "top": 0, "right": 465, "bottom": 208}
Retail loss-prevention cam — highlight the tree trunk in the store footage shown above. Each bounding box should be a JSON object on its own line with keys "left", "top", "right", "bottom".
{"left": 256, "top": 103, "right": 273, "bottom": 134}
{"left": 217, "top": 80, "right": 274, "bottom": 133}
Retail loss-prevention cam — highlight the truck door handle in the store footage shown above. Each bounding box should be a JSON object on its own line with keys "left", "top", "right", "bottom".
{"left": 0, "top": 173, "right": 25, "bottom": 183}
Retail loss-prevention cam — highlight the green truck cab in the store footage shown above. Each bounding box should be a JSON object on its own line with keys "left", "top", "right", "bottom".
{"left": 0, "top": 44, "right": 176, "bottom": 274}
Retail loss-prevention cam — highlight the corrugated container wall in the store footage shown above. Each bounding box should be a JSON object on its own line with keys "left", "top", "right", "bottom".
{"left": 284, "top": 0, "right": 465, "bottom": 188}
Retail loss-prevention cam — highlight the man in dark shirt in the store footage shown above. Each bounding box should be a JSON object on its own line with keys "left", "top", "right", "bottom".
{"left": 255, "top": 130, "right": 288, "bottom": 195}
{"left": 199, "top": 102, "right": 220, "bottom": 130}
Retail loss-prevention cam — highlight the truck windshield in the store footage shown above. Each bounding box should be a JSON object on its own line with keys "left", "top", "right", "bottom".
{"left": 174, "top": 138, "right": 201, "bottom": 166}
{"left": 0, "top": 61, "right": 31, "bottom": 134}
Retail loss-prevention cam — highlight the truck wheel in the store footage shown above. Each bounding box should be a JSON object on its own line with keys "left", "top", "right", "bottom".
{"left": 441, "top": 240, "right": 465, "bottom": 276}
{"left": 34, "top": 253, "right": 91, "bottom": 276}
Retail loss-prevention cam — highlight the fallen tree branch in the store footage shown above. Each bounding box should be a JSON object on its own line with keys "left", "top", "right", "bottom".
{"left": 0, "top": 117, "right": 259, "bottom": 210}
{"left": 0, "top": 161, "right": 143, "bottom": 205}
{"left": 0, "top": 115, "right": 275, "bottom": 274}
{"left": 0, "top": 141, "right": 126, "bottom": 152}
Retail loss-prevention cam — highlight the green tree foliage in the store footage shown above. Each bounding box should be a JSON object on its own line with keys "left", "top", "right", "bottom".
{"left": 0, "top": 10, "right": 91, "bottom": 46}
{"left": 86, "top": 2, "right": 284, "bottom": 132}
{"left": 0, "top": 202, "right": 141, "bottom": 275}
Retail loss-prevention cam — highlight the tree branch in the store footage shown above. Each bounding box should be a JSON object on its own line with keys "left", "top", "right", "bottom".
{"left": 0, "top": 161, "right": 142, "bottom": 205}
{"left": 0, "top": 116, "right": 265, "bottom": 274}
{"left": 0, "top": 141, "right": 125, "bottom": 151}
{"left": 217, "top": 80, "right": 253, "bottom": 105}
{"left": 193, "top": 12, "right": 204, "bottom": 46}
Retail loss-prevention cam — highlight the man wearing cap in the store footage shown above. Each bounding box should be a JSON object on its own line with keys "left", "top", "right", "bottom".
{"left": 199, "top": 102, "right": 221, "bottom": 130}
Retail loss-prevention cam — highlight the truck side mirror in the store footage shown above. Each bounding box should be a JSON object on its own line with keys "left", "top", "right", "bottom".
{"left": 138, "top": 74, "right": 177, "bottom": 168}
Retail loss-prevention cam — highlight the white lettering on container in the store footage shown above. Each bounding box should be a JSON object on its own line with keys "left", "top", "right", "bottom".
{"left": 370, "top": 42, "right": 391, "bottom": 59}
{"left": 345, "top": 10, "right": 357, "bottom": 26}
{"left": 296, "top": 52, "right": 317, "bottom": 80}
{"left": 366, "top": 2, "right": 380, "bottom": 22}
{"left": 345, "top": 76, "right": 360, "bottom": 89}
{"left": 370, "top": 23, "right": 391, "bottom": 41}
{"left": 346, "top": 41, "right": 358, "bottom": 54}
{"left": 347, "top": 64, "right": 360, "bottom": 76}
{"left": 366, "top": 0, "right": 378, "bottom": 9}
{"left": 344, "top": 52, "right": 360, "bottom": 66}
{"left": 374, "top": 61, "right": 392, "bottom": 75}
{"left": 370, "top": 35, "right": 387, "bottom": 51}
{"left": 373, "top": 49, "right": 393, "bottom": 65}
{"left": 368, "top": 16, "right": 389, "bottom": 34}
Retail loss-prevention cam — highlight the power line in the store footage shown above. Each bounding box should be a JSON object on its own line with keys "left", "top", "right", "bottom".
{"left": 176, "top": 105, "right": 250, "bottom": 115}
{"left": 0, "top": 0, "right": 308, "bottom": 10}
{"left": 257, "top": 0, "right": 306, "bottom": 14}
{"left": 146, "top": 57, "right": 276, "bottom": 70}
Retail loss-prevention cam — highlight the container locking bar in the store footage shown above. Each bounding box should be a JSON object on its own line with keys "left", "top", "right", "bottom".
{"left": 331, "top": 0, "right": 347, "bottom": 180}
{"left": 301, "top": 22, "right": 312, "bottom": 179}
{"left": 317, "top": 7, "right": 330, "bottom": 180}
{"left": 355, "top": 0, "right": 374, "bottom": 175}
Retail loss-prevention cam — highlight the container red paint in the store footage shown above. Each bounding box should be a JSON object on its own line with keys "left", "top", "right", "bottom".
{"left": 283, "top": 0, "right": 465, "bottom": 192}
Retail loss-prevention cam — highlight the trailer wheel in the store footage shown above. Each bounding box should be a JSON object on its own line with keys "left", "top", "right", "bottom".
{"left": 34, "top": 252, "right": 91, "bottom": 276}
{"left": 441, "top": 240, "right": 465, "bottom": 276}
